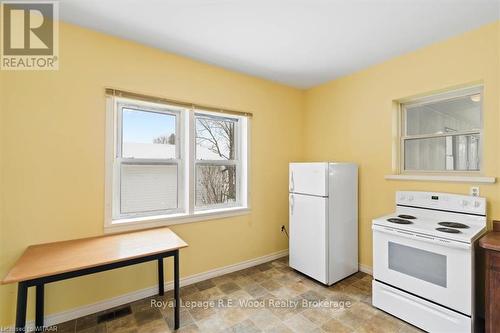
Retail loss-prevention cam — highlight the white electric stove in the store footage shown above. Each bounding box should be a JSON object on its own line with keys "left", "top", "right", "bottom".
{"left": 372, "top": 191, "right": 486, "bottom": 333}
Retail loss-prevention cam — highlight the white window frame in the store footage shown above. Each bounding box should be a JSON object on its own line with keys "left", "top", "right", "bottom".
{"left": 398, "top": 85, "right": 483, "bottom": 175}
{"left": 113, "top": 100, "right": 185, "bottom": 220}
{"left": 105, "top": 96, "right": 250, "bottom": 233}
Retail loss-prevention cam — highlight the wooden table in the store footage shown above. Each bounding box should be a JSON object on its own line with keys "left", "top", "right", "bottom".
{"left": 2, "top": 227, "right": 188, "bottom": 332}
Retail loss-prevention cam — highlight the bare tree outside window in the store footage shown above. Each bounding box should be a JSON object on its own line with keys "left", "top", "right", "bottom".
{"left": 195, "top": 115, "right": 237, "bottom": 207}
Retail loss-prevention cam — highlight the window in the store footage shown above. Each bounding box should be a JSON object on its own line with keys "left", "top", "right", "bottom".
{"left": 113, "top": 102, "right": 184, "bottom": 220}
{"left": 106, "top": 96, "right": 249, "bottom": 229}
{"left": 195, "top": 114, "right": 240, "bottom": 209}
{"left": 400, "top": 86, "right": 482, "bottom": 173}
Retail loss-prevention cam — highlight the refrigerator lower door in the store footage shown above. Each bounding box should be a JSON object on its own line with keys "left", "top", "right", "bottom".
{"left": 289, "top": 193, "right": 327, "bottom": 284}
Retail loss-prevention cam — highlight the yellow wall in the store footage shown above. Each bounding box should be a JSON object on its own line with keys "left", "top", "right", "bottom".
{"left": 2, "top": 18, "right": 500, "bottom": 326}
{"left": 0, "top": 63, "right": 6, "bottom": 324}
{"left": 0, "top": 23, "right": 304, "bottom": 324}
{"left": 304, "top": 22, "right": 500, "bottom": 269}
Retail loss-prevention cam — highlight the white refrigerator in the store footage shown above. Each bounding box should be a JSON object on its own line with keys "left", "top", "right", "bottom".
{"left": 289, "top": 162, "right": 358, "bottom": 285}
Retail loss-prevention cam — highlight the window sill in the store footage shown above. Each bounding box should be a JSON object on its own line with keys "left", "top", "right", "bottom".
{"left": 385, "top": 174, "right": 496, "bottom": 184}
{"left": 105, "top": 207, "right": 251, "bottom": 234}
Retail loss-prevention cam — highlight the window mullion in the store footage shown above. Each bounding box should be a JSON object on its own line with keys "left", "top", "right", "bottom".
{"left": 120, "top": 158, "right": 180, "bottom": 165}
{"left": 188, "top": 110, "right": 195, "bottom": 215}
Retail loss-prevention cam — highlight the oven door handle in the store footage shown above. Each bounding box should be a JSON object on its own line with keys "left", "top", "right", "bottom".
{"left": 372, "top": 224, "right": 471, "bottom": 250}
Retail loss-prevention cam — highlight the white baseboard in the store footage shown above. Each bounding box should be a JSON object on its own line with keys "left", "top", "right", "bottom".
{"left": 358, "top": 263, "right": 373, "bottom": 275}
{"left": 19, "top": 249, "right": 289, "bottom": 330}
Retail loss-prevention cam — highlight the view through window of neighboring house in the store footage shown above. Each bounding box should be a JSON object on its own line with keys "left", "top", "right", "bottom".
{"left": 195, "top": 114, "right": 239, "bottom": 209}
{"left": 110, "top": 98, "right": 248, "bottom": 223}
{"left": 401, "top": 87, "right": 482, "bottom": 173}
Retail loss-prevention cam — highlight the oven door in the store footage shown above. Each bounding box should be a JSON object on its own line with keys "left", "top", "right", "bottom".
{"left": 373, "top": 225, "right": 472, "bottom": 315}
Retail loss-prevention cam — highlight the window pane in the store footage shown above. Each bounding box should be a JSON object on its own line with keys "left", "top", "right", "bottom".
{"left": 122, "top": 108, "right": 177, "bottom": 159}
{"left": 120, "top": 164, "right": 177, "bottom": 214}
{"left": 196, "top": 115, "right": 236, "bottom": 160}
{"left": 195, "top": 165, "right": 236, "bottom": 207}
{"left": 404, "top": 134, "right": 480, "bottom": 171}
{"left": 406, "top": 94, "right": 481, "bottom": 136}
{"left": 389, "top": 242, "right": 447, "bottom": 287}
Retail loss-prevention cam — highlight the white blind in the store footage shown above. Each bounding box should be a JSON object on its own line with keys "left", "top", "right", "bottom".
{"left": 120, "top": 164, "right": 178, "bottom": 214}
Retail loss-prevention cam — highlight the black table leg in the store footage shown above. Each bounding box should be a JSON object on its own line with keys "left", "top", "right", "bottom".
{"left": 174, "top": 250, "right": 180, "bottom": 330}
{"left": 15, "top": 282, "right": 28, "bottom": 332}
{"left": 158, "top": 258, "right": 164, "bottom": 296}
{"left": 35, "top": 284, "right": 44, "bottom": 332}
{"left": 11, "top": 250, "right": 180, "bottom": 331}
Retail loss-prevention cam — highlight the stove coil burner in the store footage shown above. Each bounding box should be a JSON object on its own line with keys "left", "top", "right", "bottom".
{"left": 398, "top": 214, "right": 416, "bottom": 219}
{"left": 387, "top": 218, "right": 413, "bottom": 224}
{"left": 438, "top": 222, "right": 469, "bottom": 229}
{"left": 436, "top": 227, "right": 461, "bottom": 234}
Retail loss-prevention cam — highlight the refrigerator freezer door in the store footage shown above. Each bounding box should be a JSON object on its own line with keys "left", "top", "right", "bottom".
{"left": 289, "top": 163, "right": 328, "bottom": 196}
{"left": 289, "top": 193, "right": 327, "bottom": 284}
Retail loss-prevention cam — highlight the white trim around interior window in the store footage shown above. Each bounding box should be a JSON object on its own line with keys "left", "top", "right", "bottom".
{"left": 395, "top": 85, "right": 485, "bottom": 175}
{"left": 385, "top": 174, "right": 495, "bottom": 184}
{"left": 104, "top": 96, "right": 250, "bottom": 233}
{"left": 387, "top": 84, "right": 496, "bottom": 183}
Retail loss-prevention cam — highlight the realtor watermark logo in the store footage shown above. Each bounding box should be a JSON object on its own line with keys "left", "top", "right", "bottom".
{"left": 1, "top": 1, "right": 59, "bottom": 70}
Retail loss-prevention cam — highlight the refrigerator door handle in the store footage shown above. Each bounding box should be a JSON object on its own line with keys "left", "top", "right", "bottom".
{"left": 290, "top": 171, "right": 295, "bottom": 192}
{"left": 290, "top": 194, "right": 294, "bottom": 215}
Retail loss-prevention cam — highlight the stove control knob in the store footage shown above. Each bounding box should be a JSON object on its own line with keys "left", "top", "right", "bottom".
{"left": 473, "top": 201, "right": 481, "bottom": 208}
{"left": 461, "top": 200, "right": 469, "bottom": 207}
{"left": 408, "top": 195, "right": 414, "bottom": 202}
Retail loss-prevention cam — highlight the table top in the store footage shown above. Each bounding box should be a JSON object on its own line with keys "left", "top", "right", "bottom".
{"left": 2, "top": 227, "right": 188, "bottom": 284}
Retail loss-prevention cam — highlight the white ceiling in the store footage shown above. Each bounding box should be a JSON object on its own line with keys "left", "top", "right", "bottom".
{"left": 59, "top": 0, "right": 500, "bottom": 88}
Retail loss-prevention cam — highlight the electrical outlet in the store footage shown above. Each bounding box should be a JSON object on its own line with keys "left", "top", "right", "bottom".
{"left": 470, "top": 186, "right": 480, "bottom": 197}
{"left": 281, "top": 225, "right": 289, "bottom": 238}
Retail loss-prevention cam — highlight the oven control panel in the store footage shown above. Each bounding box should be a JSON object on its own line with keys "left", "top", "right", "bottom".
{"left": 396, "top": 191, "right": 486, "bottom": 216}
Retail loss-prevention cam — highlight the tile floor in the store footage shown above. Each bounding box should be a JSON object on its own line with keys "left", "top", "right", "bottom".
{"left": 54, "top": 257, "right": 422, "bottom": 333}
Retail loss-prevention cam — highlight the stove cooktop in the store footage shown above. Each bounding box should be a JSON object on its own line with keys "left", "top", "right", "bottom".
{"left": 375, "top": 210, "right": 485, "bottom": 243}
